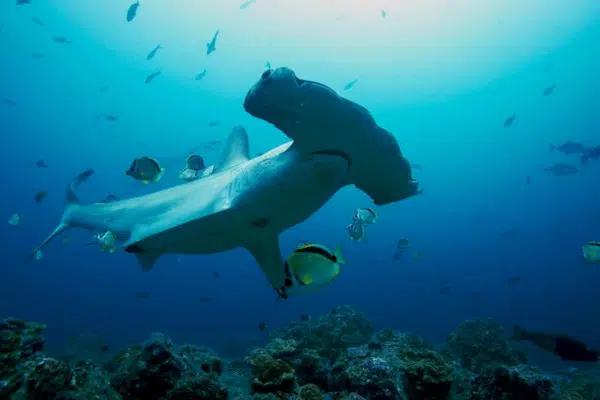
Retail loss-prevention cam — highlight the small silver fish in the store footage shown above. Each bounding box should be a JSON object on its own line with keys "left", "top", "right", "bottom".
{"left": 347, "top": 220, "right": 366, "bottom": 241}
{"left": 178, "top": 168, "right": 199, "bottom": 182}
{"left": 354, "top": 207, "right": 377, "bottom": 224}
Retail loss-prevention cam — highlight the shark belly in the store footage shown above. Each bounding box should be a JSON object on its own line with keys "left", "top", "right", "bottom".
{"left": 232, "top": 146, "right": 350, "bottom": 239}
{"left": 129, "top": 147, "right": 349, "bottom": 256}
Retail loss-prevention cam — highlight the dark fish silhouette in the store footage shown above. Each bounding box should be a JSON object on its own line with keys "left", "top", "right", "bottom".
{"left": 504, "top": 114, "right": 516, "bottom": 128}
{"left": 126, "top": 1, "right": 140, "bottom": 22}
{"left": 145, "top": 70, "right": 161, "bottom": 84}
{"left": 512, "top": 325, "right": 599, "bottom": 362}
{"left": 343, "top": 79, "right": 358, "bottom": 91}
{"left": 52, "top": 36, "right": 72, "bottom": 44}
{"left": 581, "top": 145, "right": 600, "bottom": 166}
{"left": 35, "top": 159, "right": 48, "bottom": 168}
{"left": 543, "top": 163, "right": 578, "bottom": 176}
{"left": 35, "top": 190, "right": 48, "bottom": 203}
{"left": 17, "top": 0, "right": 31, "bottom": 5}
{"left": 206, "top": 30, "right": 219, "bottom": 55}
{"left": 195, "top": 69, "right": 207, "bottom": 81}
{"left": 31, "top": 52, "right": 45, "bottom": 59}
{"left": 186, "top": 155, "right": 206, "bottom": 171}
{"left": 507, "top": 276, "right": 521, "bottom": 285}
{"left": 97, "top": 114, "right": 118, "bottom": 122}
{"left": 542, "top": 84, "right": 556, "bottom": 96}
{"left": 208, "top": 121, "right": 220, "bottom": 127}
{"left": 2, "top": 98, "right": 16, "bottom": 106}
{"left": 146, "top": 44, "right": 161, "bottom": 60}
{"left": 549, "top": 141, "right": 588, "bottom": 155}
{"left": 31, "top": 17, "right": 45, "bottom": 26}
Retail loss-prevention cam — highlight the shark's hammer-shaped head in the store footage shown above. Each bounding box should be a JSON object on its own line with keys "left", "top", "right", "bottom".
{"left": 243, "top": 67, "right": 420, "bottom": 206}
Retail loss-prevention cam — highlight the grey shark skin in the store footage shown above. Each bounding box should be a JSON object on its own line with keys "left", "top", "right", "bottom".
{"left": 244, "top": 67, "right": 419, "bottom": 206}
{"left": 27, "top": 68, "right": 419, "bottom": 298}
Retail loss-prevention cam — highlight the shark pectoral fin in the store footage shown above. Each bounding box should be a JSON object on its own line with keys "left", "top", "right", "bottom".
{"left": 133, "top": 251, "right": 161, "bottom": 272}
{"left": 247, "top": 236, "right": 290, "bottom": 298}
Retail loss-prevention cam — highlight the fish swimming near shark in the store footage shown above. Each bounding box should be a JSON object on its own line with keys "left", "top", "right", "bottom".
{"left": 146, "top": 44, "right": 161, "bottom": 60}
{"left": 126, "top": 0, "right": 140, "bottom": 22}
{"left": 26, "top": 67, "right": 420, "bottom": 298}
{"left": 206, "top": 30, "right": 219, "bottom": 55}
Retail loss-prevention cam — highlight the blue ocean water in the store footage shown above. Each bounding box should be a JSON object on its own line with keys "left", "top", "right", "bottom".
{"left": 1, "top": 0, "right": 599, "bottom": 369}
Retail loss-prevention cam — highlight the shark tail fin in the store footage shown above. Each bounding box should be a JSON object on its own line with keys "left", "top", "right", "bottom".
{"left": 24, "top": 223, "right": 69, "bottom": 263}
{"left": 25, "top": 169, "right": 96, "bottom": 263}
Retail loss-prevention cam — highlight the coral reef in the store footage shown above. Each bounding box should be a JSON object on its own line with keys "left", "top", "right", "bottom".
{"left": 440, "top": 319, "right": 527, "bottom": 374}
{"left": 0, "top": 317, "right": 120, "bottom": 399}
{"left": 108, "top": 332, "right": 227, "bottom": 399}
{"left": 271, "top": 305, "right": 374, "bottom": 361}
{"left": 3, "top": 306, "right": 588, "bottom": 400}
{"left": 468, "top": 365, "right": 554, "bottom": 400}
{"left": 1, "top": 318, "right": 226, "bottom": 399}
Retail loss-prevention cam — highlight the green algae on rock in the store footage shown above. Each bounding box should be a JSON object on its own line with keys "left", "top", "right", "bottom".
{"left": 299, "top": 383, "right": 324, "bottom": 400}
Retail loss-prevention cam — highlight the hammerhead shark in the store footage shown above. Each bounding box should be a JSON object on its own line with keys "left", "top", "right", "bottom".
{"left": 26, "top": 67, "right": 420, "bottom": 298}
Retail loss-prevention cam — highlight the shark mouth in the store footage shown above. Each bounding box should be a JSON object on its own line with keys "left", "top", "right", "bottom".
{"left": 312, "top": 149, "right": 352, "bottom": 168}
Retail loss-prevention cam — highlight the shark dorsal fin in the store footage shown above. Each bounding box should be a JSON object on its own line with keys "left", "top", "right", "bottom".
{"left": 213, "top": 126, "right": 250, "bottom": 173}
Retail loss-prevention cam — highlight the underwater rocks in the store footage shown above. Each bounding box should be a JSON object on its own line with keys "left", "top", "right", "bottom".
{"left": 108, "top": 332, "right": 227, "bottom": 399}
{"left": 468, "top": 364, "right": 555, "bottom": 400}
{"left": 271, "top": 305, "right": 374, "bottom": 362}
{"left": 329, "top": 330, "right": 453, "bottom": 400}
{"left": 0, "top": 317, "right": 227, "bottom": 399}
{"left": 1, "top": 308, "right": 572, "bottom": 400}
{"left": 440, "top": 319, "right": 527, "bottom": 374}
{"left": 0, "top": 317, "right": 120, "bottom": 399}
{"left": 248, "top": 307, "right": 455, "bottom": 400}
